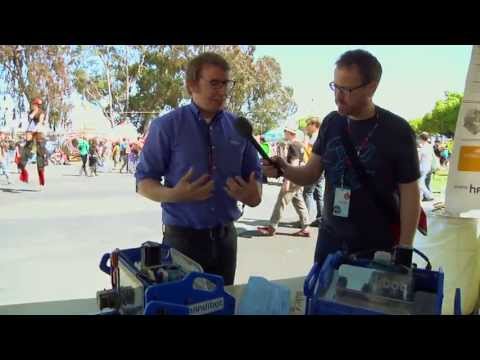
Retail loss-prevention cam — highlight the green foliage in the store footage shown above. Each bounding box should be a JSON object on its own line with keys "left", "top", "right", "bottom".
{"left": 1, "top": 45, "right": 297, "bottom": 135}
{"left": 73, "top": 45, "right": 297, "bottom": 134}
{"left": 409, "top": 118, "right": 423, "bottom": 133}
{"left": 412, "top": 92, "right": 463, "bottom": 136}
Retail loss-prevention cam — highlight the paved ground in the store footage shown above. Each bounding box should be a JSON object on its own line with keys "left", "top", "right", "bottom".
{"left": 0, "top": 163, "right": 318, "bottom": 306}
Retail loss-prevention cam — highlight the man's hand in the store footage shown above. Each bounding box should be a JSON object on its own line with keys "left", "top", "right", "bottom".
{"left": 225, "top": 171, "right": 261, "bottom": 207}
{"left": 261, "top": 156, "right": 287, "bottom": 178}
{"left": 172, "top": 167, "right": 214, "bottom": 202}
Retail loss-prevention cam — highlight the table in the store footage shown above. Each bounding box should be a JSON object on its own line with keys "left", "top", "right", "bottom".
{"left": 0, "top": 276, "right": 306, "bottom": 315}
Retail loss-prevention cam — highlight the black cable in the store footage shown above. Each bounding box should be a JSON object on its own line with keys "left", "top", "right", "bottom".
{"left": 412, "top": 248, "right": 432, "bottom": 271}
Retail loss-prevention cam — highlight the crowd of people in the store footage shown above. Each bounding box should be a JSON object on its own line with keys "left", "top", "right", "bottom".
{"left": 74, "top": 136, "right": 144, "bottom": 177}
{"left": 0, "top": 98, "right": 145, "bottom": 186}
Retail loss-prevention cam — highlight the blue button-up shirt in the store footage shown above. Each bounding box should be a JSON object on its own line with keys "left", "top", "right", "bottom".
{"left": 135, "top": 102, "right": 262, "bottom": 230}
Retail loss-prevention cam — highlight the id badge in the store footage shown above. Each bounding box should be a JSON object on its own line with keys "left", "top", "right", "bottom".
{"left": 333, "top": 187, "right": 351, "bottom": 218}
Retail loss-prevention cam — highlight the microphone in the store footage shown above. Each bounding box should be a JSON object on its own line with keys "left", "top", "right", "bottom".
{"left": 234, "top": 116, "right": 283, "bottom": 177}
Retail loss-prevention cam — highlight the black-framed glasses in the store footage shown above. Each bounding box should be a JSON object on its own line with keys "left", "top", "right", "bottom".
{"left": 201, "top": 77, "right": 236, "bottom": 91}
{"left": 329, "top": 81, "right": 368, "bottom": 95}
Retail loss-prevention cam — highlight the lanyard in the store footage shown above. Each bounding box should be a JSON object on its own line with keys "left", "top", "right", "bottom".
{"left": 346, "top": 112, "right": 379, "bottom": 158}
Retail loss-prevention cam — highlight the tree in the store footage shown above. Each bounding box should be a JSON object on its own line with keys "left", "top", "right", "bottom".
{"left": 215, "top": 47, "right": 297, "bottom": 134}
{"left": 0, "top": 45, "right": 76, "bottom": 131}
{"left": 408, "top": 117, "right": 423, "bottom": 133}
{"left": 128, "top": 45, "right": 297, "bottom": 135}
{"left": 72, "top": 45, "right": 149, "bottom": 128}
{"left": 413, "top": 92, "right": 463, "bottom": 136}
{"left": 72, "top": 45, "right": 297, "bottom": 135}
{"left": 128, "top": 45, "right": 190, "bottom": 133}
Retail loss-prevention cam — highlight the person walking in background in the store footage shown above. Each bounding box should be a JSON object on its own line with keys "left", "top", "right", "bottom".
{"left": 88, "top": 138, "right": 99, "bottom": 177}
{"left": 418, "top": 132, "right": 434, "bottom": 201}
{"left": 95, "top": 140, "right": 105, "bottom": 172}
{"left": 257, "top": 127, "right": 310, "bottom": 237}
{"left": 112, "top": 141, "right": 120, "bottom": 170}
{"left": 119, "top": 138, "right": 130, "bottom": 174}
{"left": 440, "top": 147, "right": 450, "bottom": 167}
{"left": 0, "top": 128, "right": 11, "bottom": 184}
{"left": 77, "top": 136, "right": 90, "bottom": 176}
{"left": 104, "top": 140, "right": 113, "bottom": 172}
{"left": 129, "top": 141, "right": 140, "bottom": 174}
{"left": 5, "top": 134, "right": 16, "bottom": 174}
{"left": 302, "top": 117, "right": 324, "bottom": 227}
{"left": 424, "top": 135, "right": 438, "bottom": 191}
{"left": 14, "top": 141, "right": 22, "bottom": 173}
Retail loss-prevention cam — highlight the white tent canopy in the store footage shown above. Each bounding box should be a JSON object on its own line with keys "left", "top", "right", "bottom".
{"left": 70, "top": 101, "right": 111, "bottom": 137}
{"left": 107, "top": 121, "right": 138, "bottom": 141}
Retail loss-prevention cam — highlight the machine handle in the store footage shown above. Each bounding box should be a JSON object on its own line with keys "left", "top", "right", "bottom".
{"left": 304, "top": 262, "right": 320, "bottom": 297}
{"left": 99, "top": 253, "right": 111, "bottom": 275}
{"left": 454, "top": 288, "right": 462, "bottom": 315}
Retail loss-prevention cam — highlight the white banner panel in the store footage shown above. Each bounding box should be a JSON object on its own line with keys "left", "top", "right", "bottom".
{"left": 445, "top": 45, "right": 480, "bottom": 217}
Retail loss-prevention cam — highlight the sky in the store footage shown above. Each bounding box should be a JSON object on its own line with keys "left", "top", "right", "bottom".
{"left": 253, "top": 45, "right": 472, "bottom": 126}
{"left": 1, "top": 45, "right": 473, "bottom": 131}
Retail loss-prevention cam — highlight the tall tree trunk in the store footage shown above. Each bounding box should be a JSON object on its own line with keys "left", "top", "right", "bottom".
{"left": 45, "top": 100, "right": 51, "bottom": 130}
{"left": 106, "top": 61, "right": 114, "bottom": 128}
{"left": 125, "top": 47, "right": 129, "bottom": 115}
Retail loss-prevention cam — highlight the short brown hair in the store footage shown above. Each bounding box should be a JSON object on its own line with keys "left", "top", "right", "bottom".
{"left": 186, "top": 52, "right": 230, "bottom": 94}
{"left": 419, "top": 132, "right": 429, "bottom": 141}
{"left": 336, "top": 49, "right": 382, "bottom": 84}
{"left": 307, "top": 117, "right": 321, "bottom": 129}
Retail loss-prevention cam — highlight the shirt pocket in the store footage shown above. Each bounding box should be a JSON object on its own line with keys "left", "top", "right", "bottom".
{"left": 172, "top": 147, "right": 208, "bottom": 183}
{"left": 217, "top": 137, "right": 245, "bottom": 178}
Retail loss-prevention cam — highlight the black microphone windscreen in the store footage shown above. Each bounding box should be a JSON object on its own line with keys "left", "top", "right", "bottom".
{"left": 234, "top": 117, "right": 253, "bottom": 138}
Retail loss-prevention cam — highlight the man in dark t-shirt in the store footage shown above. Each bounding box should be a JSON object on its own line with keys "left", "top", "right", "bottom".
{"left": 262, "top": 49, "right": 421, "bottom": 267}
{"left": 257, "top": 127, "right": 310, "bottom": 237}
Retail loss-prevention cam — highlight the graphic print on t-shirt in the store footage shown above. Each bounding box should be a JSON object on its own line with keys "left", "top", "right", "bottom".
{"left": 323, "top": 135, "right": 377, "bottom": 191}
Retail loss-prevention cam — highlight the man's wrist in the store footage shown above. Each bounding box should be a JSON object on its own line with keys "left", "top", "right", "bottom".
{"left": 393, "top": 244, "right": 413, "bottom": 267}
{"left": 242, "top": 184, "right": 261, "bottom": 207}
{"left": 243, "top": 194, "right": 260, "bottom": 207}
{"left": 165, "top": 186, "right": 181, "bottom": 203}
{"left": 276, "top": 163, "right": 287, "bottom": 178}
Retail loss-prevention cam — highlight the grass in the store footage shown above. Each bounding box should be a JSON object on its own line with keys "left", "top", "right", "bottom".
{"left": 431, "top": 168, "right": 449, "bottom": 195}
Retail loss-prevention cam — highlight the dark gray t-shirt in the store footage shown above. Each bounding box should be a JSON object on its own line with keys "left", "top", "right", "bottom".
{"left": 312, "top": 106, "right": 420, "bottom": 251}
{"left": 286, "top": 141, "right": 303, "bottom": 164}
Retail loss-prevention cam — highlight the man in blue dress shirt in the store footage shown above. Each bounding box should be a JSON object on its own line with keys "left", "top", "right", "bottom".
{"left": 135, "top": 52, "right": 262, "bottom": 285}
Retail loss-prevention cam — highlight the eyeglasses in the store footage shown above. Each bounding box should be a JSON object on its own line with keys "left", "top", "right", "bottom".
{"left": 201, "top": 77, "right": 236, "bottom": 91}
{"left": 329, "top": 81, "right": 369, "bottom": 95}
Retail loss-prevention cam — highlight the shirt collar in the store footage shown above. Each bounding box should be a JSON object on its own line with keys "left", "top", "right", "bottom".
{"left": 189, "top": 101, "right": 224, "bottom": 124}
